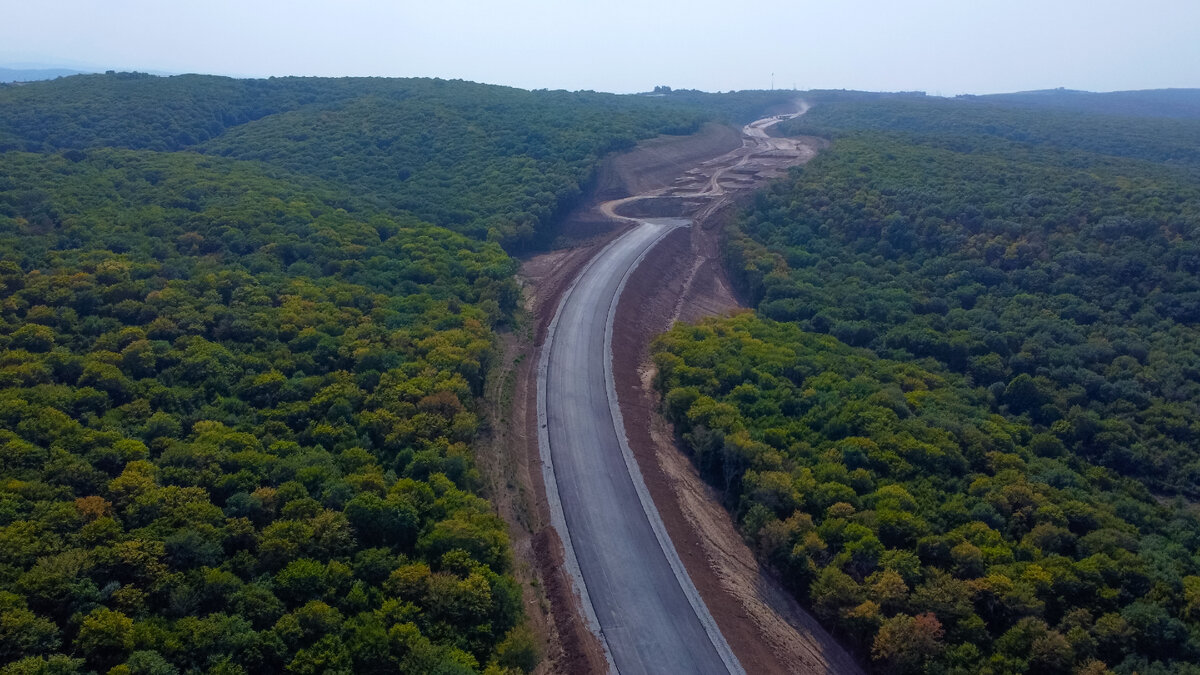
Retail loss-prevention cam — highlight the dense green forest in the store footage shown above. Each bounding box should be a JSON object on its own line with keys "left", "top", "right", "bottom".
{"left": 0, "top": 75, "right": 794, "bottom": 251}
{"left": 199, "top": 86, "right": 706, "bottom": 248}
{"left": 0, "top": 73, "right": 797, "bottom": 674}
{"left": 778, "top": 92, "right": 1200, "bottom": 167}
{"left": 0, "top": 148, "right": 534, "bottom": 674}
{"left": 657, "top": 93, "right": 1200, "bottom": 673}
{"left": 657, "top": 315, "right": 1200, "bottom": 674}
{"left": 977, "top": 89, "right": 1200, "bottom": 121}
{"left": 730, "top": 135, "right": 1200, "bottom": 495}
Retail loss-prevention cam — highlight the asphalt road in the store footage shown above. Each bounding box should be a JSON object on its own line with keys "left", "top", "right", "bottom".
{"left": 538, "top": 218, "right": 742, "bottom": 675}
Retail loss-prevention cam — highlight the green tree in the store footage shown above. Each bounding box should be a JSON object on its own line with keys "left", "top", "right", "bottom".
{"left": 871, "top": 612, "right": 944, "bottom": 673}
{"left": 75, "top": 608, "right": 133, "bottom": 669}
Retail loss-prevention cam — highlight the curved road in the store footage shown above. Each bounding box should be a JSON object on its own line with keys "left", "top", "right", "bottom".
{"left": 537, "top": 110, "right": 809, "bottom": 675}
{"left": 538, "top": 217, "right": 740, "bottom": 674}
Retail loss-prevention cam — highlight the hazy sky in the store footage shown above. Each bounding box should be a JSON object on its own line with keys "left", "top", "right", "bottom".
{"left": 4, "top": 0, "right": 1199, "bottom": 94}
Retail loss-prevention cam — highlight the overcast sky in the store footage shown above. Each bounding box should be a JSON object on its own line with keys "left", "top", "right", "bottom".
{"left": 3, "top": 0, "right": 1199, "bottom": 95}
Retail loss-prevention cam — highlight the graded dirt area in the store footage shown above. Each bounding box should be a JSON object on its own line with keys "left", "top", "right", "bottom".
{"left": 592, "top": 122, "right": 743, "bottom": 201}
{"left": 479, "top": 110, "right": 855, "bottom": 674}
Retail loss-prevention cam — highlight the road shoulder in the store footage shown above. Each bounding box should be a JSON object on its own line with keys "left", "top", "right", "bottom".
{"left": 611, "top": 212, "right": 863, "bottom": 674}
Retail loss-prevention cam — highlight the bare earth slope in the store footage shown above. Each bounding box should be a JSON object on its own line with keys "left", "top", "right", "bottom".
{"left": 592, "top": 121, "right": 744, "bottom": 201}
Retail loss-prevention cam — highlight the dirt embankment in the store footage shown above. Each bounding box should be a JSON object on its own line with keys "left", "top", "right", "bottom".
{"left": 594, "top": 122, "right": 744, "bottom": 201}
{"left": 479, "top": 115, "right": 858, "bottom": 674}
{"left": 611, "top": 200, "right": 862, "bottom": 674}
{"left": 477, "top": 239, "right": 620, "bottom": 675}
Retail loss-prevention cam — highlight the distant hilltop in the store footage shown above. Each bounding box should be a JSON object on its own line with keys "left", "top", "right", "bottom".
{"left": 0, "top": 66, "right": 89, "bottom": 83}
{"left": 962, "top": 87, "right": 1200, "bottom": 119}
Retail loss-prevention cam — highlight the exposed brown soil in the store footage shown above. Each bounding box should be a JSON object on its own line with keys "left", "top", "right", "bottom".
{"left": 611, "top": 200, "right": 863, "bottom": 674}
{"left": 480, "top": 112, "right": 855, "bottom": 674}
{"left": 548, "top": 122, "right": 744, "bottom": 250}
{"left": 592, "top": 122, "right": 744, "bottom": 201}
{"left": 478, "top": 233, "right": 622, "bottom": 674}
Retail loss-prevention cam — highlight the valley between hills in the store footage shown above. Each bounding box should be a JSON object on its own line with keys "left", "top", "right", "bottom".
{"left": 2, "top": 76, "right": 1200, "bottom": 674}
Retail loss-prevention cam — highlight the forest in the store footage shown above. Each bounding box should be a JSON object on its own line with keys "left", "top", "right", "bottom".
{"left": 12, "top": 70, "right": 1200, "bottom": 674}
{"left": 657, "top": 92, "right": 1200, "bottom": 673}
{"left": 777, "top": 90, "right": 1200, "bottom": 167}
{"left": 0, "top": 147, "right": 532, "bottom": 674}
{"left": 0, "top": 75, "right": 783, "bottom": 251}
{"left": 0, "top": 73, "right": 796, "bottom": 674}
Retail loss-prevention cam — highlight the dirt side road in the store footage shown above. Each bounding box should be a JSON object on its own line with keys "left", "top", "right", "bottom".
{"left": 480, "top": 110, "right": 855, "bottom": 674}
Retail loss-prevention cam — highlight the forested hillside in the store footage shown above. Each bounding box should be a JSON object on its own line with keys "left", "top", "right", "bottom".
{"left": 731, "top": 136, "right": 1200, "bottom": 495}
{"left": 0, "top": 147, "right": 537, "bottom": 674}
{"left": 0, "top": 73, "right": 316, "bottom": 152}
{"left": 978, "top": 89, "right": 1200, "bottom": 121}
{"left": 0, "top": 73, "right": 789, "bottom": 674}
{"left": 199, "top": 84, "right": 706, "bottom": 248}
{"left": 657, "top": 93, "right": 1200, "bottom": 673}
{"left": 778, "top": 92, "right": 1200, "bottom": 167}
{"left": 0, "top": 75, "right": 793, "bottom": 250}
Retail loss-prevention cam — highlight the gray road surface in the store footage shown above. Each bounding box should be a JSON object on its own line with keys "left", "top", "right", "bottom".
{"left": 537, "top": 218, "right": 742, "bottom": 675}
